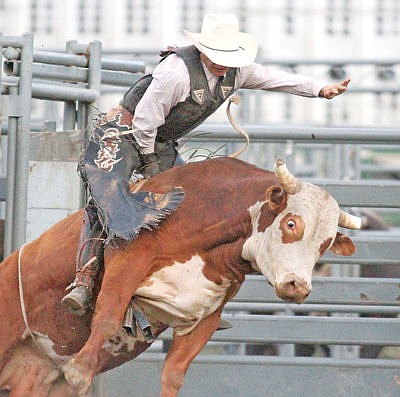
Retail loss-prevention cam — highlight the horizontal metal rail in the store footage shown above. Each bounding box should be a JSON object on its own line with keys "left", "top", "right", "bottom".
{"left": 156, "top": 314, "right": 400, "bottom": 345}
{"left": 321, "top": 235, "right": 400, "bottom": 265}
{"left": 106, "top": 354, "right": 400, "bottom": 397}
{"left": 193, "top": 124, "right": 400, "bottom": 145}
{"left": 236, "top": 276, "right": 400, "bottom": 305}
{"left": 32, "top": 50, "right": 145, "bottom": 73}
{"left": 314, "top": 180, "right": 400, "bottom": 208}
{"left": 103, "top": 49, "right": 400, "bottom": 65}
{"left": 4, "top": 60, "right": 142, "bottom": 87}
{"left": 3, "top": 75, "right": 97, "bottom": 101}
{"left": 223, "top": 302, "right": 400, "bottom": 314}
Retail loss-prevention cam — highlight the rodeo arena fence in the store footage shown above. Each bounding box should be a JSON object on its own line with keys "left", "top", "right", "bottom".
{"left": 1, "top": 32, "right": 400, "bottom": 397}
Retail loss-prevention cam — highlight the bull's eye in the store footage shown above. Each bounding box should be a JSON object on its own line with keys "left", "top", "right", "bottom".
{"left": 287, "top": 220, "right": 296, "bottom": 229}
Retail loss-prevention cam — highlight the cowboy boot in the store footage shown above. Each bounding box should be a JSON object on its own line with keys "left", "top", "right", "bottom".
{"left": 61, "top": 208, "right": 105, "bottom": 316}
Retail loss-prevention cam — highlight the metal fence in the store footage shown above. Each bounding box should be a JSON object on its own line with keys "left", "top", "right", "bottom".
{"left": 0, "top": 33, "right": 144, "bottom": 255}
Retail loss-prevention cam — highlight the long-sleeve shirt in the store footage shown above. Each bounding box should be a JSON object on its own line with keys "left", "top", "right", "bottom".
{"left": 132, "top": 53, "right": 327, "bottom": 154}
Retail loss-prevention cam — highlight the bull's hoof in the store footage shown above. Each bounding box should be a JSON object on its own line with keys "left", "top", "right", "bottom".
{"left": 63, "top": 359, "right": 93, "bottom": 397}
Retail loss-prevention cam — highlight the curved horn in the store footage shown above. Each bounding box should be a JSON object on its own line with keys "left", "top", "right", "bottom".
{"left": 338, "top": 209, "right": 362, "bottom": 230}
{"left": 274, "top": 158, "right": 300, "bottom": 194}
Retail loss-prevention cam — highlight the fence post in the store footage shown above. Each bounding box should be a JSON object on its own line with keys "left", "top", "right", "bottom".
{"left": 1, "top": 33, "right": 33, "bottom": 255}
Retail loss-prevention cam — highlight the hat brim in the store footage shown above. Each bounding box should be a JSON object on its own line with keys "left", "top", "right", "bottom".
{"left": 183, "top": 29, "right": 257, "bottom": 68}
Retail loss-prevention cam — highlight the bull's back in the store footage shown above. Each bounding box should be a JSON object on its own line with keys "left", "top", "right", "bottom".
{"left": 143, "top": 157, "right": 276, "bottom": 225}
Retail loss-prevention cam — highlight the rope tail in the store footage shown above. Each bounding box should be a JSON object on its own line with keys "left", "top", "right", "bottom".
{"left": 226, "top": 95, "right": 250, "bottom": 158}
{"left": 18, "top": 242, "right": 59, "bottom": 366}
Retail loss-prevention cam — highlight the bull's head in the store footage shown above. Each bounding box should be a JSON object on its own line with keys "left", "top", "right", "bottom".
{"left": 242, "top": 158, "right": 361, "bottom": 304}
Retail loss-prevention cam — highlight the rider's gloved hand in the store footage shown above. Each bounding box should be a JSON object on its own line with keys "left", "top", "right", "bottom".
{"left": 140, "top": 152, "right": 160, "bottom": 179}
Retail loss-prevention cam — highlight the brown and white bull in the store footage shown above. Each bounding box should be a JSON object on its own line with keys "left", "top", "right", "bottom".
{"left": 0, "top": 157, "right": 360, "bottom": 397}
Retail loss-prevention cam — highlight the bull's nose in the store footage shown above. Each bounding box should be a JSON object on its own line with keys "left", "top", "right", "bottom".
{"left": 275, "top": 274, "right": 311, "bottom": 304}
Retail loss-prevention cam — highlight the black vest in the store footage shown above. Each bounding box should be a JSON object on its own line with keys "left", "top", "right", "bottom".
{"left": 120, "top": 45, "right": 237, "bottom": 142}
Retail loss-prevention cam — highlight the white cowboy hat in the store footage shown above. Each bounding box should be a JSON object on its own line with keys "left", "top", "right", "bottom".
{"left": 183, "top": 14, "right": 258, "bottom": 67}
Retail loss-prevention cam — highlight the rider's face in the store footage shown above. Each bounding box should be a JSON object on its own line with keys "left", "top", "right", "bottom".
{"left": 200, "top": 53, "right": 229, "bottom": 77}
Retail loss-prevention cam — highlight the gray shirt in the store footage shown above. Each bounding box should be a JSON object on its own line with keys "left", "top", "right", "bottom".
{"left": 132, "top": 54, "right": 326, "bottom": 154}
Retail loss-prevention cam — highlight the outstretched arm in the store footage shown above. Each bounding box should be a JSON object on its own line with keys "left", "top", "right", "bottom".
{"left": 318, "top": 78, "right": 350, "bottom": 99}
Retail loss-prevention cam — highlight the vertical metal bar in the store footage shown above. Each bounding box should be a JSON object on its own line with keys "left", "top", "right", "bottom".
{"left": 0, "top": 33, "right": 3, "bottom": 100}
{"left": 3, "top": 34, "right": 33, "bottom": 255}
{"left": 77, "top": 101, "right": 88, "bottom": 131}
{"left": 13, "top": 33, "right": 33, "bottom": 251}
{"left": 83, "top": 41, "right": 102, "bottom": 397}
{"left": 63, "top": 101, "right": 77, "bottom": 130}
{"left": 63, "top": 40, "right": 79, "bottom": 131}
{"left": 87, "top": 40, "right": 102, "bottom": 117}
{"left": 79, "top": 40, "right": 102, "bottom": 209}
{"left": 4, "top": 87, "right": 18, "bottom": 255}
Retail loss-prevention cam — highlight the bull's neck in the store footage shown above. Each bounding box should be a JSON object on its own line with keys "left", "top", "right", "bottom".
{"left": 201, "top": 210, "right": 252, "bottom": 248}
{"left": 200, "top": 211, "right": 255, "bottom": 276}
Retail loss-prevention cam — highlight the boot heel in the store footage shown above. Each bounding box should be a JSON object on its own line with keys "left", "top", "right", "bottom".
{"left": 61, "top": 286, "right": 89, "bottom": 316}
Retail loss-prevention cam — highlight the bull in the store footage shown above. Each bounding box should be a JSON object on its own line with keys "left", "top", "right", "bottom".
{"left": 0, "top": 157, "right": 360, "bottom": 396}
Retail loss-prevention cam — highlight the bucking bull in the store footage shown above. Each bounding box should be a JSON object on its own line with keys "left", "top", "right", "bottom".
{"left": 0, "top": 157, "right": 361, "bottom": 397}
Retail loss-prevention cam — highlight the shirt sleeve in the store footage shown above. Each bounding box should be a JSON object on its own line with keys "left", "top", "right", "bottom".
{"left": 132, "top": 55, "right": 190, "bottom": 154}
{"left": 235, "top": 63, "right": 327, "bottom": 98}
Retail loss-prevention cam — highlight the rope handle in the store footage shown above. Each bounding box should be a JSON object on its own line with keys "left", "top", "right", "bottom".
{"left": 226, "top": 95, "right": 250, "bottom": 158}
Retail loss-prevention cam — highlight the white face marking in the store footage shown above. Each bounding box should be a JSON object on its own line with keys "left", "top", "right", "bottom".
{"left": 242, "top": 183, "right": 339, "bottom": 288}
{"left": 135, "top": 255, "right": 231, "bottom": 336}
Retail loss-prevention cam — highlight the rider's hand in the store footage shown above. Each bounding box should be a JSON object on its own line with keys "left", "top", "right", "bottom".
{"left": 141, "top": 153, "right": 160, "bottom": 179}
{"left": 319, "top": 79, "right": 350, "bottom": 99}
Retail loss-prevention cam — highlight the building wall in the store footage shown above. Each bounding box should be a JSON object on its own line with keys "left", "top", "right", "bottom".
{"left": 1, "top": 0, "right": 399, "bottom": 127}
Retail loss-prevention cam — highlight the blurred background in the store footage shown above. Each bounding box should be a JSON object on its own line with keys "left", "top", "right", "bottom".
{"left": 1, "top": 0, "right": 399, "bottom": 126}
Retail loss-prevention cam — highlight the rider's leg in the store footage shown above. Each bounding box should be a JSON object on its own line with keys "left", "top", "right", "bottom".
{"left": 61, "top": 204, "right": 105, "bottom": 316}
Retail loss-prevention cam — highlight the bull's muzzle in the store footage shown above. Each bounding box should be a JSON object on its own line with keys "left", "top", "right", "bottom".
{"left": 275, "top": 273, "right": 311, "bottom": 304}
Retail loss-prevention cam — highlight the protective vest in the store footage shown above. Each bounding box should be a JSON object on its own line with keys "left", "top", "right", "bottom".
{"left": 120, "top": 45, "right": 237, "bottom": 142}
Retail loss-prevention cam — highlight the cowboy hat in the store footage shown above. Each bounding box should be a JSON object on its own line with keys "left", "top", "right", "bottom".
{"left": 183, "top": 14, "right": 258, "bottom": 67}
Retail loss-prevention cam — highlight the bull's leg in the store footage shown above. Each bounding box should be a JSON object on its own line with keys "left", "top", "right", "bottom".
{"left": 160, "top": 309, "right": 222, "bottom": 397}
{"left": 63, "top": 248, "right": 152, "bottom": 395}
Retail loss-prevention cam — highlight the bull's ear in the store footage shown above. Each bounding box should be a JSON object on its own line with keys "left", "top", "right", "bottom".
{"left": 330, "top": 232, "right": 356, "bottom": 256}
{"left": 265, "top": 185, "right": 287, "bottom": 211}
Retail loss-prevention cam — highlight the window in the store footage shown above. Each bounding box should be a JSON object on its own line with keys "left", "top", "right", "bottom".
{"left": 285, "top": 0, "right": 295, "bottom": 35}
{"left": 376, "top": 0, "right": 399, "bottom": 36}
{"left": 30, "top": 0, "right": 54, "bottom": 34}
{"left": 181, "top": 0, "right": 204, "bottom": 33}
{"left": 77, "top": 0, "right": 102, "bottom": 34}
{"left": 125, "top": 0, "right": 151, "bottom": 35}
{"left": 326, "top": 0, "right": 351, "bottom": 36}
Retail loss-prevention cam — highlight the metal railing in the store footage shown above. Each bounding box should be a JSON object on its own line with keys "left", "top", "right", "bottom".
{"left": 0, "top": 34, "right": 145, "bottom": 255}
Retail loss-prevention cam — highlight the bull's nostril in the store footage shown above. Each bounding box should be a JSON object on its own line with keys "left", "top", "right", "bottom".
{"left": 287, "top": 280, "right": 297, "bottom": 293}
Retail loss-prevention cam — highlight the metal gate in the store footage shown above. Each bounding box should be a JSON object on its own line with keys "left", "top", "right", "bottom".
{"left": 1, "top": 34, "right": 400, "bottom": 397}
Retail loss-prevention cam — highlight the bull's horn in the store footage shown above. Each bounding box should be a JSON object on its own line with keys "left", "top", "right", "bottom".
{"left": 274, "top": 158, "right": 300, "bottom": 194}
{"left": 338, "top": 209, "right": 362, "bottom": 229}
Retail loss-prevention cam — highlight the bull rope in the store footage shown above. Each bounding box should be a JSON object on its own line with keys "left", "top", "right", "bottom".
{"left": 226, "top": 95, "right": 250, "bottom": 158}
{"left": 17, "top": 242, "right": 58, "bottom": 365}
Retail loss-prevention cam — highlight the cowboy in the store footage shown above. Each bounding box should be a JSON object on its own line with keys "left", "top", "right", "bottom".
{"left": 61, "top": 13, "right": 350, "bottom": 315}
